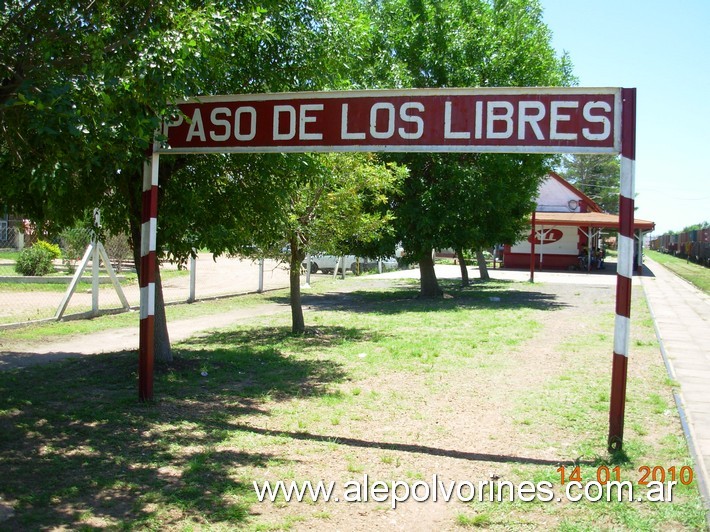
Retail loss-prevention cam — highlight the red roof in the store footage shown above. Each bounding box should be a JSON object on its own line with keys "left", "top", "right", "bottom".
{"left": 534, "top": 212, "right": 655, "bottom": 231}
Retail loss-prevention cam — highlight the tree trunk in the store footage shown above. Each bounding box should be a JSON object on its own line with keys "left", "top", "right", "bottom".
{"left": 456, "top": 248, "right": 469, "bottom": 287}
{"left": 152, "top": 262, "right": 172, "bottom": 362}
{"left": 476, "top": 247, "right": 490, "bottom": 281}
{"left": 418, "top": 251, "right": 443, "bottom": 298}
{"left": 128, "top": 175, "right": 172, "bottom": 363}
{"left": 289, "top": 236, "right": 306, "bottom": 334}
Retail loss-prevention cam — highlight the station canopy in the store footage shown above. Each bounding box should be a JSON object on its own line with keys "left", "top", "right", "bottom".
{"left": 533, "top": 212, "right": 655, "bottom": 232}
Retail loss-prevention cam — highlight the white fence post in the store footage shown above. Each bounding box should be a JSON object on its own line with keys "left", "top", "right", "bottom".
{"left": 258, "top": 258, "right": 264, "bottom": 293}
{"left": 91, "top": 238, "right": 100, "bottom": 316}
{"left": 304, "top": 253, "right": 311, "bottom": 288}
{"left": 189, "top": 254, "right": 196, "bottom": 302}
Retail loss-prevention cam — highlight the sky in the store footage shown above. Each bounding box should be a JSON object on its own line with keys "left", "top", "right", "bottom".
{"left": 539, "top": 0, "right": 709, "bottom": 235}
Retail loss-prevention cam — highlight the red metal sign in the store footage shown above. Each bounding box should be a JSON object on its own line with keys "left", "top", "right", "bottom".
{"left": 160, "top": 88, "right": 621, "bottom": 154}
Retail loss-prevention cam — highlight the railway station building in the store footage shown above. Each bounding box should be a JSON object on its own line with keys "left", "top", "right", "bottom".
{"left": 503, "top": 172, "right": 655, "bottom": 271}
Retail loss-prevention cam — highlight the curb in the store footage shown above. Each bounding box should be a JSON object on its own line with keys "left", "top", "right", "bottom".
{"left": 640, "top": 274, "right": 710, "bottom": 524}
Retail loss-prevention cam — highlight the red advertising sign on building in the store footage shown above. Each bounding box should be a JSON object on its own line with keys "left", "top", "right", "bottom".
{"left": 160, "top": 88, "right": 621, "bottom": 154}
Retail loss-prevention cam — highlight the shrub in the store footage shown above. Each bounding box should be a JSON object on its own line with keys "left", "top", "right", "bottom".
{"left": 15, "top": 245, "right": 55, "bottom": 276}
{"left": 34, "top": 240, "right": 62, "bottom": 260}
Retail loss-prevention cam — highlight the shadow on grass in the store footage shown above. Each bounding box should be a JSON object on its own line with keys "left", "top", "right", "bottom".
{"left": 267, "top": 278, "right": 570, "bottom": 316}
{"left": 594, "top": 448, "right": 632, "bottom": 466}
{"left": 0, "top": 327, "right": 351, "bottom": 529}
{"left": 224, "top": 423, "right": 596, "bottom": 467}
{"left": 171, "top": 326, "right": 360, "bottom": 400}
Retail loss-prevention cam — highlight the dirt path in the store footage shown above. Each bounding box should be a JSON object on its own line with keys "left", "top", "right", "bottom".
{"left": 0, "top": 266, "right": 626, "bottom": 374}
{"left": 220, "top": 278, "right": 628, "bottom": 530}
{"left": 0, "top": 254, "right": 315, "bottom": 324}
{"left": 0, "top": 277, "right": 399, "bottom": 371}
{"left": 0, "top": 302, "right": 291, "bottom": 370}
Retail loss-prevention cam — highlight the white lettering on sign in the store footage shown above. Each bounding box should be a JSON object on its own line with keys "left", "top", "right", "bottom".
{"left": 235, "top": 106, "right": 257, "bottom": 141}
{"left": 399, "top": 102, "right": 425, "bottom": 140}
{"left": 341, "top": 104, "right": 366, "bottom": 140}
{"left": 518, "top": 101, "right": 546, "bottom": 140}
{"left": 370, "top": 102, "right": 396, "bottom": 139}
{"left": 163, "top": 88, "right": 621, "bottom": 153}
{"left": 299, "top": 104, "right": 323, "bottom": 140}
{"left": 487, "top": 101, "right": 514, "bottom": 139}
{"left": 186, "top": 108, "right": 206, "bottom": 142}
{"left": 475, "top": 101, "right": 484, "bottom": 139}
{"left": 582, "top": 101, "right": 611, "bottom": 141}
{"left": 550, "top": 101, "right": 579, "bottom": 140}
{"left": 180, "top": 107, "right": 258, "bottom": 143}
{"left": 444, "top": 101, "right": 470, "bottom": 139}
{"left": 273, "top": 105, "right": 297, "bottom": 140}
{"left": 210, "top": 107, "right": 231, "bottom": 142}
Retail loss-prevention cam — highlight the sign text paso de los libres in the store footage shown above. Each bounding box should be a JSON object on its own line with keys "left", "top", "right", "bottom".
{"left": 161, "top": 88, "right": 621, "bottom": 155}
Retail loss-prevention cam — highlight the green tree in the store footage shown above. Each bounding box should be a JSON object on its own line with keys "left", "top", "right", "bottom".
{"left": 681, "top": 221, "right": 709, "bottom": 232}
{"left": 1, "top": 0, "right": 378, "bottom": 360}
{"left": 559, "top": 154, "right": 621, "bottom": 213}
{"left": 363, "top": 0, "right": 574, "bottom": 296}
{"left": 283, "top": 153, "right": 405, "bottom": 333}
{"left": 0, "top": 0, "right": 372, "bottom": 360}
{"left": 451, "top": 154, "right": 551, "bottom": 285}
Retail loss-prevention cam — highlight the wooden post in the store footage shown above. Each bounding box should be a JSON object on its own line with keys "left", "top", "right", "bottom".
{"left": 305, "top": 253, "right": 311, "bottom": 287}
{"left": 91, "top": 237, "right": 100, "bottom": 316}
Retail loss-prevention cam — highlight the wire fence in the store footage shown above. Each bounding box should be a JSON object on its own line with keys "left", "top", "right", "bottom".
{"left": 1, "top": 230, "right": 320, "bottom": 328}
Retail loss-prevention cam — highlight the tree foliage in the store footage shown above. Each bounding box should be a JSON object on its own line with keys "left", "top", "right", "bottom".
{"left": 559, "top": 154, "right": 621, "bottom": 213}
{"left": 1, "top": 0, "right": 578, "bottom": 353}
{"left": 280, "top": 153, "right": 405, "bottom": 333}
{"left": 682, "top": 221, "right": 709, "bottom": 232}
{"left": 362, "top": 0, "right": 575, "bottom": 296}
{"left": 1, "top": 0, "right": 397, "bottom": 353}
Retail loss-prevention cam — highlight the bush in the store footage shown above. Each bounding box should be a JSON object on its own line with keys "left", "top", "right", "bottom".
{"left": 34, "top": 240, "right": 62, "bottom": 260}
{"left": 15, "top": 245, "right": 55, "bottom": 276}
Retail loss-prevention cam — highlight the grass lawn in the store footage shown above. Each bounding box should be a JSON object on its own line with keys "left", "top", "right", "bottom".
{"left": 0, "top": 277, "right": 706, "bottom": 529}
{"left": 0, "top": 266, "right": 177, "bottom": 295}
{"left": 0, "top": 251, "right": 20, "bottom": 260}
{"left": 0, "top": 277, "right": 342, "bottom": 343}
{"left": 645, "top": 250, "right": 710, "bottom": 295}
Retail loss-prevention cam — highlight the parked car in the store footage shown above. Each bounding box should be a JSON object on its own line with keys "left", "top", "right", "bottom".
{"left": 304, "top": 254, "right": 356, "bottom": 274}
{"left": 303, "top": 254, "right": 399, "bottom": 275}
{"left": 359, "top": 256, "right": 399, "bottom": 273}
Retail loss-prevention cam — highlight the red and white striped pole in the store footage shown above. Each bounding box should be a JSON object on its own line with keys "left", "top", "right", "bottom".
{"left": 139, "top": 142, "right": 159, "bottom": 402}
{"left": 529, "top": 210, "right": 536, "bottom": 282}
{"left": 608, "top": 88, "right": 636, "bottom": 451}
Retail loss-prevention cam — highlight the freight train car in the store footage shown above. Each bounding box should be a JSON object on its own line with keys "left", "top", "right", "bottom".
{"left": 650, "top": 228, "right": 710, "bottom": 267}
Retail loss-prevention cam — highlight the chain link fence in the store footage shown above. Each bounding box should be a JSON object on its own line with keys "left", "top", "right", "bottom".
{"left": 1, "top": 230, "right": 323, "bottom": 327}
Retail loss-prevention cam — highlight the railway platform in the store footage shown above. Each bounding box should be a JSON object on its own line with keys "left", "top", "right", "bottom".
{"left": 642, "top": 257, "right": 710, "bottom": 513}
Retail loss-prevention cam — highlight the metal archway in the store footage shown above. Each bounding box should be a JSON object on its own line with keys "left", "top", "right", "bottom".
{"left": 139, "top": 87, "right": 636, "bottom": 451}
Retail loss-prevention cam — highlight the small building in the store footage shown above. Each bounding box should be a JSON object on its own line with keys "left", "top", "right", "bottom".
{"left": 503, "top": 172, "right": 654, "bottom": 271}
{"left": 0, "top": 207, "right": 26, "bottom": 250}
